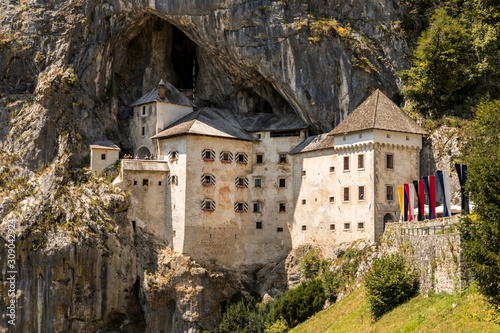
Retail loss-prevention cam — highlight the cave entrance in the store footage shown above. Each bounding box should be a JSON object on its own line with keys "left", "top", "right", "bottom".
{"left": 171, "top": 26, "right": 198, "bottom": 90}
{"left": 135, "top": 146, "right": 151, "bottom": 159}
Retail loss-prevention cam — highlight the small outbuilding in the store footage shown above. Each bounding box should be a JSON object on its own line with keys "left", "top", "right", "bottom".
{"left": 90, "top": 140, "right": 121, "bottom": 173}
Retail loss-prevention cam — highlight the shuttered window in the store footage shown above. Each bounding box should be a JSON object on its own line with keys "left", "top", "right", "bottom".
{"left": 235, "top": 153, "right": 248, "bottom": 164}
{"left": 168, "top": 150, "right": 179, "bottom": 161}
{"left": 201, "top": 200, "right": 216, "bottom": 211}
{"left": 220, "top": 151, "right": 233, "bottom": 163}
{"left": 234, "top": 202, "right": 248, "bottom": 212}
{"left": 201, "top": 149, "right": 215, "bottom": 161}
{"left": 235, "top": 177, "right": 249, "bottom": 188}
{"left": 201, "top": 174, "right": 216, "bottom": 186}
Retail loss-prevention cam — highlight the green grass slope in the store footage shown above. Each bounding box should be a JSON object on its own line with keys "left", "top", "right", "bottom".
{"left": 291, "top": 285, "right": 500, "bottom": 333}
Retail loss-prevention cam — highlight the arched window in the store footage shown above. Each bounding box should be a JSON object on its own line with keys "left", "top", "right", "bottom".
{"left": 383, "top": 213, "right": 394, "bottom": 231}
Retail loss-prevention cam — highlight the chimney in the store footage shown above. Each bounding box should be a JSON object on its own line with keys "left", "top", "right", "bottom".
{"left": 158, "top": 79, "right": 165, "bottom": 99}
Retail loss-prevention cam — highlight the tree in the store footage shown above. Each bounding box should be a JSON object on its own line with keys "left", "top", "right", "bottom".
{"left": 460, "top": 99, "right": 500, "bottom": 309}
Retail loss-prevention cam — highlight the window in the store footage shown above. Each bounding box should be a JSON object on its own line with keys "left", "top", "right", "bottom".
{"left": 386, "top": 134, "right": 391, "bottom": 138}
{"left": 235, "top": 177, "right": 248, "bottom": 188}
{"left": 256, "top": 222, "right": 263, "bottom": 229}
{"left": 302, "top": 199, "right": 306, "bottom": 205}
{"left": 386, "top": 154, "right": 394, "bottom": 169}
{"left": 277, "top": 227, "right": 284, "bottom": 232}
{"left": 169, "top": 175, "right": 178, "bottom": 186}
{"left": 201, "top": 200, "right": 216, "bottom": 211}
{"left": 358, "top": 154, "right": 364, "bottom": 169}
{"left": 329, "top": 196, "right": 335, "bottom": 203}
{"left": 343, "top": 156, "right": 349, "bottom": 171}
{"left": 133, "top": 180, "right": 137, "bottom": 185}
{"left": 234, "top": 202, "right": 248, "bottom": 212}
{"left": 221, "top": 151, "right": 233, "bottom": 163}
{"left": 343, "top": 187, "right": 350, "bottom": 202}
{"left": 256, "top": 154, "right": 263, "bottom": 164}
{"left": 302, "top": 170, "right": 306, "bottom": 176}
{"left": 141, "top": 127, "right": 145, "bottom": 136}
{"left": 202, "top": 149, "right": 215, "bottom": 161}
{"left": 236, "top": 153, "right": 248, "bottom": 164}
{"left": 101, "top": 153, "right": 106, "bottom": 160}
{"left": 255, "top": 178, "right": 262, "bottom": 188}
{"left": 256, "top": 133, "right": 262, "bottom": 139}
{"left": 279, "top": 178, "right": 286, "bottom": 188}
{"left": 279, "top": 154, "right": 287, "bottom": 163}
{"left": 169, "top": 150, "right": 179, "bottom": 161}
{"left": 343, "top": 136, "right": 346, "bottom": 141}
{"left": 158, "top": 181, "right": 162, "bottom": 186}
{"left": 358, "top": 222, "right": 365, "bottom": 230}
{"left": 279, "top": 203, "right": 286, "bottom": 212}
{"left": 344, "top": 223, "right": 351, "bottom": 230}
{"left": 143, "top": 179, "right": 149, "bottom": 186}
{"left": 330, "top": 224, "right": 335, "bottom": 230}
{"left": 386, "top": 185, "right": 394, "bottom": 201}
{"left": 359, "top": 133, "right": 363, "bottom": 138}
{"left": 330, "top": 166, "right": 335, "bottom": 173}
{"left": 302, "top": 225, "right": 307, "bottom": 231}
{"left": 270, "top": 130, "right": 300, "bottom": 137}
{"left": 253, "top": 202, "right": 261, "bottom": 213}
{"left": 406, "top": 136, "right": 410, "bottom": 141}
{"left": 141, "top": 105, "right": 146, "bottom": 116}
{"left": 358, "top": 186, "right": 365, "bottom": 201}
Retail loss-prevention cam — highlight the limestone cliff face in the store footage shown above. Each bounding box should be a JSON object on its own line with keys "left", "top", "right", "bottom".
{"left": 0, "top": 0, "right": 409, "bottom": 169}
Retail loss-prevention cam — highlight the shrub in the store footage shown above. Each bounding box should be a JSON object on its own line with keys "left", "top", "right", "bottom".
{"left": 298, "top": 248, "right": 323, "bottom": 279}
{"left": 365, "top": 254, "right": 419, "bottom": 319}
{"left": 267, "top": 279, "right": 325, "bottom": 328}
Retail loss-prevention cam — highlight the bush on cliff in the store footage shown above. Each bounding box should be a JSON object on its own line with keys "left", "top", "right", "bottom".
{"left": 365, "top": 254, "right": 419, "bottom": 319}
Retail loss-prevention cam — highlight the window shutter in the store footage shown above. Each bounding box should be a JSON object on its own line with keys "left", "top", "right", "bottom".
{"left": 210, "top": 201, "right": 216, "bottom": 210}
{"left": 167, "top": 175, "right": 171, "bottom": 185}
{"left": 201, "top": 149, "right": 206, "bottom": 159}
{"left": 243, "top": 202, "right": 248, "bottom": 212}
{"left": 175, "top": 150, "right": 179, "bottom": 158}
{"left": 234, "top": 202, "right": 239, "bottom": 212}
{"left": 173, "top": 175, "right": 178, "bottom": 185}
{"left": 210, "top": 150, "right": 216, "bottom": 160}
{"left": 243, "top": 154, "right": 248, "bottom": 164}
{"left": 201, "top": 200, "right": 206, "bottom": 210}
{"left": 235, "top": 152, "right": 240, "bottom": 162}
{"left": 201, "top": 174, "right": 206, "bottom": 185}
{"left": 244, "top": 177, "right": 249, "bottom": 188}
{"left": 210, "top": 174, "right": 216, "bottom": 185}
{"left": 219, "top": 151, "right": 224, "bottom": 161}
{"left": 167, "top": 151, "right": 172, "bottom": 160}
{"left": 229, "top": 152, "right": 233, "bottom": 162}
{"left": 235, "top": 177, "right": 239, "bottom": 186}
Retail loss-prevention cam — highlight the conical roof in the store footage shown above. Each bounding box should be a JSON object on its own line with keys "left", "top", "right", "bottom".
{"left": 328, "top": 89, "right": 426, "bottom": 135}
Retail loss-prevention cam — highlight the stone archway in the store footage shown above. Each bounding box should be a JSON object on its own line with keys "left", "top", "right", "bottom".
{"left": 383, "top": 213, "right": 394, "bottom": 232}
{"left": 135, "top": 146, "right": 151, "bottom": 159}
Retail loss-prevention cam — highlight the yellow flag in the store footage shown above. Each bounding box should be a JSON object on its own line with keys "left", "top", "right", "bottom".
{"left": 398, "top": 186, "right": 405, "bottom": 216}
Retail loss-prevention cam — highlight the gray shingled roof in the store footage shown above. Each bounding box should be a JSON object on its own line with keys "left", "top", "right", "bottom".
{"left": 328, "top": 89, "right": 427, "bottom": 136}
{"left": 90, "top": 140, "right": 121, "bottom": 150}
{"left": 151, "top": 108, "right": 258, "bottom": 141}
{"left": 130, "top": 80, "right": 194, "bottom": 107}
{"left": 289, "top": 134, "right": 335, "bottom": 154}
{"left": 238, "top": 113, "right": 308, "bottom": 132}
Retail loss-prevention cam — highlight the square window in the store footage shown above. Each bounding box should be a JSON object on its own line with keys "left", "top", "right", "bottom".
{"left": 358, "top": 154, "right": 364, "bottom": 169}
{"left": 253, "top": 203, "right": 261, "bottom": 213}
{"left": 143, "top": 179, "right": 149, "bottom": 186}
{"left": 387, "top": 134, "right": 391, "bottom": 138}
{"left": 343, "top": 136, "right": 346, "bottom": 141}
{"left": 237, "top": 203, "right": 244, "bottom": 211}
{"left": 302, "top": 170, "right": 306, "bottom": 176}
{"left": 329, "top": 196, "right": 335, "bottom": 203}
{"left": 101, "top": 153, "right": 106, "bottom": 160}
{"left": 257, "top": 133, "right": 262, "bottom": 139}
{"left": 256, "top": 222, "right": 263, "bottom": 229}
{"left": 203, "top": 150, "right": 213, "bottom": 160}
{"left": 344, "top": 223, "right": 351, "bottom": 230}
{"left": 302, "top": 225, "right": 307, "bottom": 231}
{"left": 204, "top": 201, "right": 213, "bottom": 210}
{"left": 343, "top": 156, "right": 349, "bottom": 171}
{"left": 133, "top": 180, "right": 137, "bottom": 186}
{"left": 302, "top": 199, "right": 306, "bottom": 205}
{"left": 237, "top": 178, "right": 245, "bottom": 187}
{"left": 277, "top": 227, "right": 284, "bottom": 232}
{"left": 358, "top": 222, "right": 365, "bottom": 229}
{"left": 279, "top": 154, "right": 287, "bottom": 163}
{"left": 279, "top": 203, "right": 286, "bottom": 212}
{"left": 256, "top": 154, "right": 263, "bottom": 164}
{"left": 330, "top": 224, "right": 335, "bottom": 230}
{"left": 386, "top": 185, "right": 394, "bottom": 201}
{"left": 358, "top": 186, "right": 365, "bottom": 201}
{"left": 237, "top": 153, "right": 246, "bottom": 163}
{"left": 279, "top": 178, "right": 286, "bottom": 188}
{"left": 406, "top": 136, "right": 410, "bottom": 141}
{"left": 386, "top": 154, "right": 394, "bottom": 169}
{"left": 221, "top": 152, "right": 231, "bottom": 162}
{"left": 142, "top": 127, "right": 145, "bottom": 136}
{"left": 330, "top": 166, "right": 335, "bottom": 173}
{"left": 359, "top": 133, "right": 363, "bottom": 138}
{"left": 255, "top": 178, "right": 262, "bottom": 188}
{"left": 343, "top": 187, "right": 350, "bottom": 202}
{"left": 203, "top": 175, "right": 211, "bottom": 184}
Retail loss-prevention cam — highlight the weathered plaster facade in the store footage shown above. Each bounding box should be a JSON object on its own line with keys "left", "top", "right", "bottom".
{"left": 90, "top": 141, "right": 120, "bottom": 173}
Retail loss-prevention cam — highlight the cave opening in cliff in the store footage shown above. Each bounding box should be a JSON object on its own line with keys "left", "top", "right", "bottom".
{"left": 171, "top": 26, "right": 198, "bottom": 90}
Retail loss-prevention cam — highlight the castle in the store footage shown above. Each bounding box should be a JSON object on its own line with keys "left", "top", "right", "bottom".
{"left": 92, "top": 81, "right": 426, "bottom": 268}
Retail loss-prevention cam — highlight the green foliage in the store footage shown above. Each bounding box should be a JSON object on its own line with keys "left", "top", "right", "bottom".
{"left": 218, "top": 295, "right": 258, "bottom": 333}
{"left": 267, "top": 279, "right": 325, "bottom": 328}
{"left": 399, "top": 1, "right": 500, "bottom": 118}
{"left": 67, "top": 68, "right": 78, "bottom": 87}
{"left": 460, "top": 99, "right": 500, "bottom": 310}
{"left": 365, "top": 254, "right": 419, "bottom": 319}
{"left": 298, "top": 249, "right": 323, "bottom": 279}
{"left": 264, "top": 317, "right": 289, "bottom": 333}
